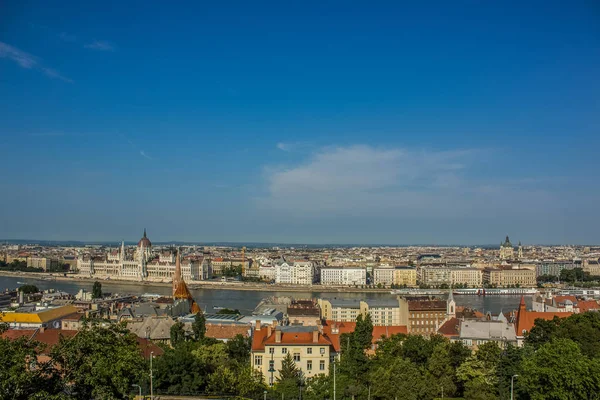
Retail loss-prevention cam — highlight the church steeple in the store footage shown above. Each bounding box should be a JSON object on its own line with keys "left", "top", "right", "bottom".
{"left": 173, "top": 248, "right": 182, "bottom": 296}
{"left": 143, "top": 228, "right": 147, "bottom": 238}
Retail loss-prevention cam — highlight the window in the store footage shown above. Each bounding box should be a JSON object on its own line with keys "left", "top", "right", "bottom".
{"left": 294, "top": 353, "right": 301, "bottom": 362}
{"left": 282, "top": 348, "right": 288, "bottom": 354}
{"left": 254, "top": 355, "right": 263, "bottom": 366}
{"left": 307, "top": 348, "right": 312, "bottom": 354}
{"left": 269, "top": 347, "right": 275, "bottom": 354}
{"left": 320, "top": 360, "right": 325, "bottom": 370}
{"left": 307, "top": 360, "right": 312, "bottom": 370}
{"left": 320, "top": 348, "right": 325, "bottom": 354}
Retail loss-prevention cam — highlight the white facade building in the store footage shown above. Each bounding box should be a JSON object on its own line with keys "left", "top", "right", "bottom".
{"left": 320, "top": 267, "right": 366, "bottom": 286}
{"left": 275, "top": 261, "right": 314, "bottom": 285}
{"left": 76, "top": 230, "right": 211, "bottom": 282}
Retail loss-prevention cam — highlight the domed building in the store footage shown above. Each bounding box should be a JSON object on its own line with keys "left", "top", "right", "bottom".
{"left": 137, "top": 229, "right": 152, "bottom": 259}
{"left": 500, "top": 235, "right": 515, "bottom": 260}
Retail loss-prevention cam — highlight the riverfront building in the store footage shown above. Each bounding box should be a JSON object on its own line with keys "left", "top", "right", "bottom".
{"left": 77, "top": 230, "right": 211, "bottom": 282}
{"left": 320, "top": 267, "right": 366, "bottom": 286}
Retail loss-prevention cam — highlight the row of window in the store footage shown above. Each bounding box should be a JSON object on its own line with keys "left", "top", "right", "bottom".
{"left": 410, "top": 312, "right": 443, "bottom": 318}
{"left": 254, "top": 356, "right": 326, "bottom": 371}
{"left": 267, "top": 347, "right": 326, "bottom": 355}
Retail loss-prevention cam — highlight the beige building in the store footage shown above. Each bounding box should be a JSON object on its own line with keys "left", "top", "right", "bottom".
{"left": 483, "top": 267, "right": 536, "bottom": 287}
{"left": 500, "top": 236, "right": 515, "bottom": 260}
{"left": 252, "top": 324, "right": 335, "bottom": 385}
{"left": 394, "top": 267, "right": 417, "bottom": 287}
{"left": 420, "top": 266, "right": 482, "bottom": 287}
{"left": 450, "top": 268, "right": 482, "bottom": 287}
{"left": 27, "top": 257, "right": 54, "bottom": 271}
{"left": 318, "top": 298, "right": 403, "bottom": 327}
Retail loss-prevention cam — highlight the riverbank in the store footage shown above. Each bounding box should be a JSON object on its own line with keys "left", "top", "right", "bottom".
{"left": 0, "top": 270, "right": 391, "bottom": 294}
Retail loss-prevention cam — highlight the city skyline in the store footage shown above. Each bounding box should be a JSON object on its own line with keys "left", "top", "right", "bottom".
{"left": 1, "top": 2, "right": 599, "bottom": 244}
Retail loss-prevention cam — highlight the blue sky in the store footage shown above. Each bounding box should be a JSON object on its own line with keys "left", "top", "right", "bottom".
{"left": 1, "top": 1, "right": 599, "bottom": 244}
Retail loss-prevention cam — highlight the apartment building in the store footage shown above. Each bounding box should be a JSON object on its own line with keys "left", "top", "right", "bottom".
{"left": 450, "top": 268, "right": 482, "bottom": 287}
{"left": 420, "top": 266, "right": 482, "bottom": 287}
{"left": 251, "top": 324, "right": 334, "bottom": 385}
{"left": 483, "top": 267, "right": 536, "bottom": 287}
{"left": 373, "top": 266, "right": 417, "bottom": 287}
{"left": 318, "top": 298, "right": 403, "bottom": 327}
{"left": 535, "top": 261, "right": 575, "bottom": 277}
{"left": 400, "top": 297, "right": 450, "bottom": 335}
{"left": 275, "top": 261, "right": 314, "bottom": 285}
{"left": 320, "top": 267, "right": 366, "bottom": 286}
{"left": 211, "top": 258, "right": 231, "bottom": 276}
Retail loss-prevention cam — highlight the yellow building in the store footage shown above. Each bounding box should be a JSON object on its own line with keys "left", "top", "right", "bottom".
{"left": 393, "top": 267, "right": 417, "bottom": 287}
{"left": 251, "top": 324, "right": 334, "bottom": 385}
{"left": 483, "top": 267, "right": 536, "bottom": 287}
{"left": 317, "top": 298, "right": 403, "bottom": 326}
{"left": 0, "top": 305, "right": 79, "bottom": 329}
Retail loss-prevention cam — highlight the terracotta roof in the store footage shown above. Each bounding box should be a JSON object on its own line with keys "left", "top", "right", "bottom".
{"left": 1, "top": 329, "right": 77, "bottom": 352}
{"left": 578, "top": 300, "right": 600, "bottom": 312}
{"left": 135, "top": 337, "right": 164, "bottom": 358}
{"left": 372, "top": 325, "right": 407, "bottom": 341}
{"left": 206, "top": 324, "right": 249, "bottom": 340}
{"left": 263, "top": 331, "right": 332, "bottom": 346}
{"left": 437, "top": 317, "right": 460, "bottom": 337}
{"left": 515, "top": 296, "right": 572, "bottom": 335}
{"left": 408, "top": 300, "right": 446, "bottom": 311}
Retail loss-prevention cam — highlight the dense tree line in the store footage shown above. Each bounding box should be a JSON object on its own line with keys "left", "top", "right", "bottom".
{"left": 0, "top": 322, "right": 146, "bottom": 400}
{"left": 272, "top": 312, "right": 600, "bottom": 400}
{"left": 0, "top": 260, "right": 43, "bottom": 273}
{"left": 2, "top": 311, "right": 600, "bottom": 399}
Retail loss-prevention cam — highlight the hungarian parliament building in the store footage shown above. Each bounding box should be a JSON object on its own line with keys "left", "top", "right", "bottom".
{"left": 76, "top": 230, "right": 211, "bottom": 282}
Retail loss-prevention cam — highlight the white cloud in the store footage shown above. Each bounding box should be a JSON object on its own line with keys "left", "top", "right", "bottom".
{"left": 140, "top": 150, "right": 152, "bottom": 160}
{"left": 0, "top": 41, "right": 72, "bottom": 82}
{"left": 84, "top": 40, "right": 115, "bottom": 51}
{"left": 0, "top": 42, "right": 38, "bottom": 68}
{"left": 257, "top": 144, "right": 557, "bottom": 219}
{"left": 276, "top": 142, "right": 291, "bottom": 151}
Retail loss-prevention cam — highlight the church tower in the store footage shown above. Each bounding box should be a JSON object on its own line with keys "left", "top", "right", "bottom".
{"left": 447, "top": 289, "right": 456, "bottom": 318}
{"left": 518, "top": 241, "right": 523, "bottom": 260}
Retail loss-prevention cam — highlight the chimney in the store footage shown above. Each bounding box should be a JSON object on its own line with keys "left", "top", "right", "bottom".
{"left": 267, "top": 325, "right": 272, "bottom": 338}
{"left": 39, "top": 326, "right": 45, "bottom": 333}
{"left": 255, "top": 320, "right": 261, "bottom": 331}
{"left": 312, "top": 330, "right": 319, "bottom": 343}
{"left": 275, "top": 329, "right": 282, "bottom": 343}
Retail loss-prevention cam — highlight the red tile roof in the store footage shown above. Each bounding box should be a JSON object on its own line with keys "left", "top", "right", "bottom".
{"left": 206, "top": 324, "right": 249, "bottom": 340}
{"left": 578, "top": 300, "right": 600, "bottom": 313}
{"left": 515, "top": 296, "right": 572, "bottom": 335}
{"left": 437, "top": 317, "right": 460, "bottom": 337}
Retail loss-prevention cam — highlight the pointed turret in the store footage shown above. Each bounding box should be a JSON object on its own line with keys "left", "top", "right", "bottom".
{"left": 447, "top": 289, "right": 456, "bottom": 318}
{"left": 120, "top": 241, "right": 125, "bottom": 261}
{"left": 173, "top": 248, "right": 182, "bottom": 296}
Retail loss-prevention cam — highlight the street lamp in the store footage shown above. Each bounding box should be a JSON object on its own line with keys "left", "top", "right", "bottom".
{"left": 150, "top": 351, "right": 154, "bottom": 400}
{"left": 264, "top": 390, "right": 268, "bottom": 400}
{"left": 132, "top": 384, "right": 142, "bottom": 398}
{"left": 511, "top": 374, "right": 519, "bottom": 400}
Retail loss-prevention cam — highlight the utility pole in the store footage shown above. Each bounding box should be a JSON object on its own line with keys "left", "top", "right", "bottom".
{"left": 150, "top": 351, "right": 154, "bottom": 400}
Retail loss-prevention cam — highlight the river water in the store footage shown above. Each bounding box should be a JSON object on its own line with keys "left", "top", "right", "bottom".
{"left": 0, "top": 276, "right": 529, "bottom": 315}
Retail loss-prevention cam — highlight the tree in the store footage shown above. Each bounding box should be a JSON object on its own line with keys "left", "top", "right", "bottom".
{"left": 520, "top": 338, "right": 600, "bottom": 400}
{"left": 17, "top": 284, "right": 39, "bottom": 294}
{"left": 170, "top": 322, "right": 186, "bottom": 347}
{"left": 369, "top": 357, "right": 429, "bottom": 400}
{"left": 526, "top": 316, "right": 561, "bottom": 349}
{"left": 153, "top": 341, "right": 208, "bottom": 394}
{"left": 277, "top": 353, "right": 300, "bottom": 383}
{"left": 192, "top": 312, "right": 206, "bottom": 341}
{"left": 216, "top": 308, "right": 240, "bottom": 315}
{"left": 235, "top": 366, "right": 267, "bottom": 398}
{"left": 225, "top": 334, "right": 251, "bottom": 364}
{"left": 91, "top": 281, "right": 102, "bottom": 299}
{"left": 0, "top": 335, "right": 60, "bottom": 399}
{"left": 50, "top": 322, "right": 146, "bottom": 399}
{"left": 427, "top": 343, "right": 457, "bottom": 398}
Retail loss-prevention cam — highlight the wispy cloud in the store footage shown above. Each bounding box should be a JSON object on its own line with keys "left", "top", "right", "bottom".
{"left": 0, "top": 41, "right": 72, "bottom": 83}
{"left": 140, "top": 150, "right": 152, "bottom": 160}
{"left": 84, "top": 40, "right": 115, "bottom": 51}
{"left": 258, "top": 144, "right": 558, "bottom": 220}
{"left": 58, "top": 32, "right": 77, "bottom": 42}
{"left": 276, "top": 141, "right": 313, "bottom": 152}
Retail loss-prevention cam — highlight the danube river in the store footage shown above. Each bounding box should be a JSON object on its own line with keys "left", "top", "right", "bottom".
{"left": 0, "top": 276, "right": 530, "bottom": 315}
